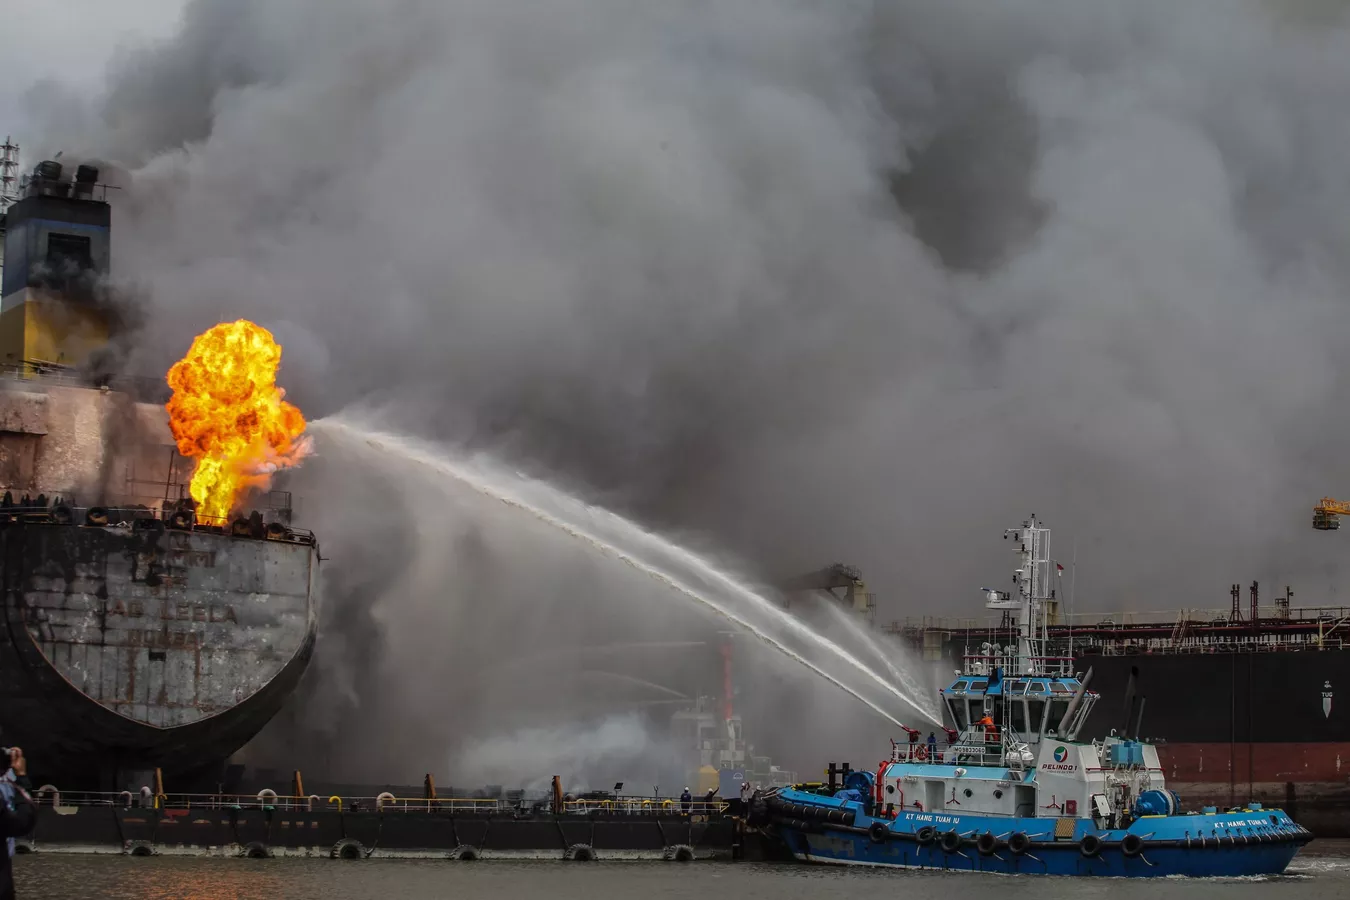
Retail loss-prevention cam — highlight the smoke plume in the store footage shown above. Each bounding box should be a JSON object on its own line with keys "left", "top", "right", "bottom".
{"left": 13, "top": 0, "right": 1350, "bottom": 781}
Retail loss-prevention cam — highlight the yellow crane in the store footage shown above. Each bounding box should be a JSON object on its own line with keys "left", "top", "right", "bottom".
{"left": 1312, "top": 497, "right": 1350, "bottom": 530}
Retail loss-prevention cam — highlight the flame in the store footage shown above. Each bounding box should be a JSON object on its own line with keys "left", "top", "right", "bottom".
{"left": 165, "top": 320, "right": 310, "bottom": 521}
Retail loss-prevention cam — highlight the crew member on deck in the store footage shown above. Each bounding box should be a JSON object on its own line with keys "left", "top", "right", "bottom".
{"left": 926, "top": 732, "right": 937, "bottom": 762}
{"left": 680, "top": 787, "right": 692, "bottom": 815}
{"left": 979, "top": 714, "right": 998, "bottom": 749}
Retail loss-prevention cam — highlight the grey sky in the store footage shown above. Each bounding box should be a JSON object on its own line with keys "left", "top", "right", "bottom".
{"left": 0, "top": 1, "right": 184, "bottom": 143}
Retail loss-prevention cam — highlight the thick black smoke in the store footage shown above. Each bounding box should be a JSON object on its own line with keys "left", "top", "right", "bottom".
{"left": 14, "top": 0, "right": 1350, "bottom": 781}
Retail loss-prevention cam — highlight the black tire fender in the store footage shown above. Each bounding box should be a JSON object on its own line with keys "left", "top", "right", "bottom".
{"left": 665, "top": 844, "right": 695, "bottom": 861}
{"left": 243, "top": 841, "right": 272, "bottom": 859}
{"left": 1080, "top": 833, "right": 1103, "bottom": 858}
{"left": 976, "top": 832, "right": 998, "bottom": 856}
{"left": 566, "top": 843, "right": 595, "bottom": 861}
{"left": 940, "top": 830, "right": 963, "bottom": 853}
{"left": 916, "top": 825, "right": 937, "bottom": 845}
{"left": 1122, "top": 833, "right": 1145, "bottom": 858}
{"left": 868, "top": 821, "right": 889, "bottom": 844}
{"left": 1008, "top": 831, "right": 1031, "bottom": 855}
{"left": 331, "top": 839, "right": 364, "bottom": 860}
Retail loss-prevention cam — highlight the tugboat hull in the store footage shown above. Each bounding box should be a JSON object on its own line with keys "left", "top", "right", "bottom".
{"left": 765, "top": 801, "right": 1312, "bottom": 877}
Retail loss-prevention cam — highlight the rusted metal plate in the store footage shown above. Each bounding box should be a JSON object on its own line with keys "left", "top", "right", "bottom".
{"left": 15, "top": 525, "right": 315, "bottom": 728}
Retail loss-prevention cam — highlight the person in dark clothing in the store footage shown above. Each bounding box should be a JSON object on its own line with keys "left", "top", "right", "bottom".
{"left": 926, "top": 732, "right": 937, "bottom": 762}
{"left": 680, "top": 787, "right": 692, "bottom": 814}
{"left": 0, "top": 747, "right": 37, "bottom": 900}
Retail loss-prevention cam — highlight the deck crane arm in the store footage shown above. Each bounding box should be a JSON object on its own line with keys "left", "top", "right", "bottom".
{"left": 1312, "top": 497, "right": 1350, "bottom": 530}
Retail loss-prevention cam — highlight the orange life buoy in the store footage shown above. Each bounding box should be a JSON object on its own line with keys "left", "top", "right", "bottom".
{"left": 914, "top": 746, "right": 928, "bottom": 761}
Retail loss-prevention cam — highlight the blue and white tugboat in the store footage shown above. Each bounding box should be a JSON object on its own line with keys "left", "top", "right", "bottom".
{"left": 750, "top": 515, "right": 1314, "bottom": 876}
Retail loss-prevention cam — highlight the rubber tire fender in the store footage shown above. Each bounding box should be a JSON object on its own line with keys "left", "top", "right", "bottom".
{"left": 1079, "top": 833, "right": 1103, "bottom": 858}
{"left": 331, "top": 839, "right": 365, "bottom": 860}
{"left": 566, "top": 843, "right": 595, "bottom": 861}
{"left": 976, "top": 832, "right": 998, "bottom": 856}
{"left": 1007, "top": 832, "right": 1030, "bottom": 855}
{"left": 940, "top": 830, "right": 963, "bottom": 854}
{"left": 452, "top": 845, "right": 479, "bottom": 860}
{"left": 665, "top": 844, "right": 695, "bottom": 862}
{"left": 1121, "top": 833, "right": 1145, "bottom": 858}
{"left": 867, "top": 821, "right": 889, "bottom": 844}
{"left": 127, "top": 840, "right": 155, "bottom": 857}
{"left": 243, "top": 841, "right": 272, "bottom": 859}
{"left": 916, "top": 825, "right": 937, "bottom": 845}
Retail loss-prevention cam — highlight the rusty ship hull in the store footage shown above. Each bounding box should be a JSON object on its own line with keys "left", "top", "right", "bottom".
{"left": 0, "top": 516, "right": 318, "bottom": 788}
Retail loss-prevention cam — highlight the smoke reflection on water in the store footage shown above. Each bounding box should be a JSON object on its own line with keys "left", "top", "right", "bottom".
{"left": 247, "top": 415, "right": 944, "bottom": 787}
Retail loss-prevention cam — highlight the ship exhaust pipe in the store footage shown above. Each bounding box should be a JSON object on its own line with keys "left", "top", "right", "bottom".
{"left": 1132, "top": 696, "right": 1147, "bottom": 740}
{"left": 1056, "top": 666, "right": 1093, "bottom": 737}
{"left": 1121, "top": 665, "right": 1139, "bottom": 735}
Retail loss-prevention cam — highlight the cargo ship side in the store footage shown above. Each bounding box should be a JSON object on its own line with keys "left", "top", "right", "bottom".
{"left": 0, "top": 153, "right": 321, "bottom": 790}
{"left": 888, "top": 589, "right": 1350, "bottom": 835}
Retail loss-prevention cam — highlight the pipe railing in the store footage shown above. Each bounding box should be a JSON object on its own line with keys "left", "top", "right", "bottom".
{"left": 26, "top": 790, "right": 731, "bottom": 816}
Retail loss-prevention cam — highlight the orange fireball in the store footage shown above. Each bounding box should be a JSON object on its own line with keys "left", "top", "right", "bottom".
{"left": 165, "top": 320, "right": 309, "bottom": 521}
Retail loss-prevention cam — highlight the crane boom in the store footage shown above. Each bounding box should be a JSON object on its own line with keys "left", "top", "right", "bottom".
{"left": 1312, "top": 497, "right": 1349, "bottom": 530}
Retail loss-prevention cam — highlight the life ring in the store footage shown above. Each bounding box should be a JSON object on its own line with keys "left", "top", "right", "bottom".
{"left": 256, "top": 789, "right": 278, "bottom": 807}
{"left": 916, "top": 825, "right": 937, "bottom": 845}
{"left": 243, "top": 841, "right": 272, "bottom": 859}
{"left": 914, "top": 746, "right": 928, "bottom": 762}
{"left": 85, "top": 507, "right": 109, "bottom": 527}
{"left": 1008, "top": 832, "right": 1030, "bottom": 855}
{"left": 375, "top": 792, "right": 396, "bottom": 810}
{"left": 665, "top": 844, "right": 695, "bottom": 862}
{"left": 52, "top": 505, "right": 73, "bottom": 526}
{"left": 331, "top": 839, "right": 364, "bottom": 860}
{"left": 36, "top": 785, "right": 59, "bottom": 807}
{"left": 1122, "top": 833, "right": 1145, "bottom": 858}
{"left": 566, "top": 843, "right": 596, "bottom": 861}
{"left": 452, "top": 845, "right": 480, "bottom": 861}
{"left": 868, "top": 821, "right": 889, "bottom": 844}
{"left": 1079, "top": 833, "right": 1103, "bottom": 858}
{"left": 940, "top": 830, "right": 963, "bottom": 853}
{"left": 976, "top": 832, "right": 998, "bottom": 856}
{"left": 168, "top": 509, "right": 193, "bottom": 530}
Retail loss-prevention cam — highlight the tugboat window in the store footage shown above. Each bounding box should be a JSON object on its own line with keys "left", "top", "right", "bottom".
{"left": 1010, "top": 699, "right": 1027, "bottom": 733}
{"left": 1028, "top": 699, "right": 1046, "bottom": 733}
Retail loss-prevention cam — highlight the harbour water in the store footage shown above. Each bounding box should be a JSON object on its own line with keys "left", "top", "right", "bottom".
{"left": 15, "top": 842, "right": 1350, "bottom": 900}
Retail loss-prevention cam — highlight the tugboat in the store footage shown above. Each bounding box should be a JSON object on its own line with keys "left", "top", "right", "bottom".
{"left": 750, "top": 515, "right": 1314, "bottom": 876}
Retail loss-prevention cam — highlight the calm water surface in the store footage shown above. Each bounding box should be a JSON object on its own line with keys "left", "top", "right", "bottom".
{"left": 13, "top": 841, "right": 1350, "bottom": 899}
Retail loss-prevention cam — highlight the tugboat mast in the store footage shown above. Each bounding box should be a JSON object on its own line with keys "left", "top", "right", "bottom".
{"left": 984, "top": 515, "right": 1055, "bottom": 675}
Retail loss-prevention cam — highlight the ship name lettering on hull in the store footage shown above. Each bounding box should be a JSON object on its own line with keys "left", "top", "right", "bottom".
{"left": 125, "top": 629, "right": 205, "bottom": 650}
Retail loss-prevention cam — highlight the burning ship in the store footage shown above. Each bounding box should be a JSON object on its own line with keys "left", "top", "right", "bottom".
{"left": 0, "top": 147, "right": 319, "bottom": 790}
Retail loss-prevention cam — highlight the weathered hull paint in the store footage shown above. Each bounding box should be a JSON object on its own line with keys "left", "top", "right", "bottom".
{"left": 0, "top": 522, "right": 319, "bottom": 785}
{"left": 21, "top": 806, "right": 736, "bottom": 860}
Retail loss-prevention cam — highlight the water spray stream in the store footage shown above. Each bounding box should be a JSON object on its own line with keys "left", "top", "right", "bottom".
{"left": 815, "top": 598, "right": 937, "bottom": 720}
{"left": 314, "top": 417, "right": 935, "bottom": 727}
